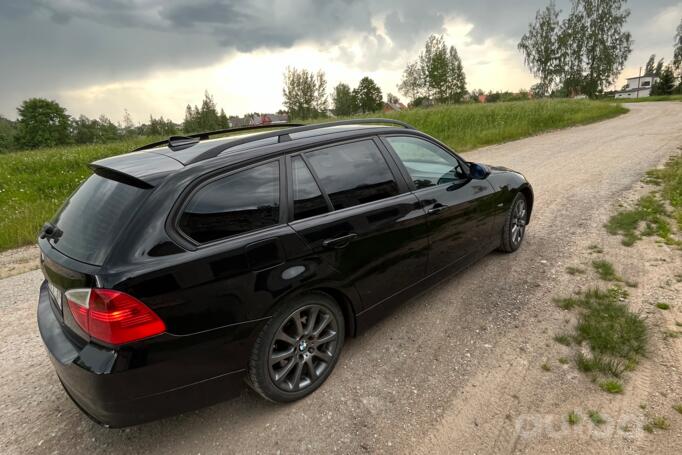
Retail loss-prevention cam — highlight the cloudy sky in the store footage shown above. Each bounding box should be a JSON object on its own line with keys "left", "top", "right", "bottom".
{"left": 0, "top": 0, "right": 680, "bottom": 123}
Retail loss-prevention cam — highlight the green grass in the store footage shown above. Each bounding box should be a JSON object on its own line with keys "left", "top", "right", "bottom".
{"left": 334, "top": 99, "right": 627, "bottom": 152}
{"left": 587, "top": 244, "right": 604, "bottom": 254}
{"left": 0, "top": 137, "right": 156, "bottom": 251}
{"left": 673, "top": 404, "right": 682, "bottom": 415}
{"left": 576, "top": 294, "right": 647, "bottom": 361}
{"left": 575, "top": 353, "right": 625, "bottom": 378}
{"left": 553, "top": 333, "right": 573, "bottom": 345}
{"left": 588, "top": 410, "right": 606, "bottom": 425}
{"left": 606, "top": 195, "right": 673, "bottom": 246}
{"left": 591, "top": 260, "right": 637, "bottom": 287}
{"left": 0, "top": 99, "right": 627, "bottom": 253}
{"left": 553, "top": 287, "right": 646, "bottom": 393}
{"left": 566, "top": 266, "right": 586, "bottom": 275}
{"left": 567, "top": 411, "right": 580, "bottom": 425}
{"left": 643, "top": 416, "right": 670, "bottom": 433}
{"left": 655, "top": 302, "right": 670, "bottom": 310}
{"left": 592, "top": 260, "right": 621, "bottom": 281}
{"left": 599, "top": 380, "right": 624, "bottom": 394}
{"left": 554, "top": 297, "right": 581, "bottom": 310}
{"left": 606, "top": 153, "right": 682, "bottom": 247}
{"left": 648, "top": 153, "right": 682, "bottom": 231}
{"left": 541, "top": 362, "right": 551, "bottom": 372}
{"left": 558, "top": 357, "right": 569, "bottom": 365}
{"left": 663, "top": 330, "right": 681, "bottom": 339}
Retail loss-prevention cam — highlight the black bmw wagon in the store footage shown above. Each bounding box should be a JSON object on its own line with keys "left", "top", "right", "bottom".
{"left": 37, "top": 119, "right": 533, "bottom": 427}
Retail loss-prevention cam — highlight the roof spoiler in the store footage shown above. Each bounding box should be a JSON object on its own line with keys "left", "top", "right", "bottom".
{"left": 89, "top": 164, "right": 155, "bottom": 189}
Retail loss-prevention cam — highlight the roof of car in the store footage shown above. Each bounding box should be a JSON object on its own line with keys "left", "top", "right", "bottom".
{"left": 90, "top": 119, "right": 417, "bottom": 187}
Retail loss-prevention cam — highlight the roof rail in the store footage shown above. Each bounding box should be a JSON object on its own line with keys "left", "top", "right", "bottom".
{"left": 133, "top": 122, "right": 305, "bottom": 152}
{"left": 275, "top": 118, "right": 415, "bottom": 142}
{"left": 185, "top": 118, "right": 416, "bottom": 164}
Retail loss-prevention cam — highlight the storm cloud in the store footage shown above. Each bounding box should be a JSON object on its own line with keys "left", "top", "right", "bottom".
{"left": 1, "top": 0, "right": 679, "bottom": 119}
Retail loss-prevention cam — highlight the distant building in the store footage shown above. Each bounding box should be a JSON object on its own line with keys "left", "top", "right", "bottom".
{"left": 615, "top": 75, "right": 657, "bottom": 99}
{"left": 230, "top": 113, "right": 288, "bottom": 127}
{"left": 382, "top": 101, "right": 407, "bottom": 113}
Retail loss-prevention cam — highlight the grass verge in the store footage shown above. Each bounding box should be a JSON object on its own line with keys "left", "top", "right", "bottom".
{"left": 606, "top": 152, "right": 682, "bottom": 247}
{"left": 0, "top": 137, "right": 155, "bottom": 251}
{"left": 374, "top": 99, "right": 627, "bottom": 152}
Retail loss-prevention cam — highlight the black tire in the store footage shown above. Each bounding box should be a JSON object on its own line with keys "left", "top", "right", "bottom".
{"left": 499, "top": 193, "right": 528, "bottom": 253}
{"left": 247, "top": 293, "right": 345, "bottom": 402}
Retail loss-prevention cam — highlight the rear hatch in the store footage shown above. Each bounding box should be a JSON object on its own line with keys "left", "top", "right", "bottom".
{"left": 39, "top": 173, "right": 152, "bottom": 338}
{"left": 46, "top": 174, "right": 150, "bottom": 266}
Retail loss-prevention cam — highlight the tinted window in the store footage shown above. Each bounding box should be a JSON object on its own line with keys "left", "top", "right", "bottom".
{"left": 179, "top": 161, "right": 280, "bottom": 243}
{"left": 305, "top": 140, "right": 399, "bottom": 210}
{"left": 385, "top": 136, "right": 466, "bottom": 189}
{"left": 291, "top": 156, "right": 329, "bottom": 220}
{"left": 51, "top": 175, "right": 149, "bottom": 265}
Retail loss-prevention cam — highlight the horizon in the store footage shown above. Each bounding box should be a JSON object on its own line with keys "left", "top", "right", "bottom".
{"left": 1, "top": 0, "right": 680, "bottom": 124}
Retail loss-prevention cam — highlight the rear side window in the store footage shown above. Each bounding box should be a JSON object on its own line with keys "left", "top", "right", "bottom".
{"left": 291, "top": 156, "right": 329, "bottom": 220}
{"left": 51, "top": 175, "right": 149, "bottom": 265}
{"left": 304, "top": 140, "right": 399, "bottom": 210}
{"left": 179, "top": 161, "right": 280, "bottom": 243}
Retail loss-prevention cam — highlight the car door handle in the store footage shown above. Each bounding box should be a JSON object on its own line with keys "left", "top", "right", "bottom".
{"left": 322, "top": 233, "right": 358, "bottom": 248}
{"left": 427, "top": 203, "right": 448, "bottom": 214}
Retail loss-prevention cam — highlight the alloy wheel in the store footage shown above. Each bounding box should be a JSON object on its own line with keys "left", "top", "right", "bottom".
{"left": 510, "top": 198, "right": 527, "bottom": 247}
{"left": 269, "top": 304, "right": 339, "bottom": 392}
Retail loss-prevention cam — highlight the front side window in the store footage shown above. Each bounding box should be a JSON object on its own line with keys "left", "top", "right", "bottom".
{"left": 291, "top": 156, "right": 329, "bottom": 220}
{"left": 179, "top": 161, "right": 280, "bottom": 243}
{"left": 385, "top": 136, "right": 466, "bottom": 189}
{"left": 304, "top": 140, "right": 399, "bottom": 210}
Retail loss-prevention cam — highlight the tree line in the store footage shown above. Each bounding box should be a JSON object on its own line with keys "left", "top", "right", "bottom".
{"left": 281, "top": 68, "right": 389, "bottom": 119}
{"left": 519, "top": 0, "right": 682, "bottom": 97}
{"left": 0, "top": 91, "right": 242, "bottom": 152}
{"left": 283, "top": 33, "right": 469, "bottom": 120}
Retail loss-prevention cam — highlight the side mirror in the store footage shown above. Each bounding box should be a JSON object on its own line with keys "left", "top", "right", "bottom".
{"left": 468, "top": 162, "right": 490, "bottom": 180}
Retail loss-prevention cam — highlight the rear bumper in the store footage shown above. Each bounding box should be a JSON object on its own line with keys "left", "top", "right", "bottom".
{"left": 37, "top": 281, "right": 256, "bottom": 427}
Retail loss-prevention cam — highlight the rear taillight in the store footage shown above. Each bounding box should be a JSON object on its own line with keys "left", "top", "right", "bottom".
{"left": 65, "top": 288, "right": 166, "bottom": 345}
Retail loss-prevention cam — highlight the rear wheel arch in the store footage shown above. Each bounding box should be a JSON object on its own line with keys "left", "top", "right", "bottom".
{"left": 313, "top": 287, "right": 357, "bottom": 338}
{"left": 519, "top": 185, "right": 533, "bottom": 224}
{"left": 265, "top": 286, "right": 357, "bottom": 338}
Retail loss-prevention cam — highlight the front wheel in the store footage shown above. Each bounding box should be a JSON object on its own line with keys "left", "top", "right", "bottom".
{"left": 499, "top": 193, "right": 528, "bottom": 253}
{"left": 247, "top": 293, "right": 345, "bottom": 402}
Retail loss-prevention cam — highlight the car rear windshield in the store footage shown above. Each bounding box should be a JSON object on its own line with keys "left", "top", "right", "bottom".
{"left": 50, "top": 174, "right": 149, "bottom": 265}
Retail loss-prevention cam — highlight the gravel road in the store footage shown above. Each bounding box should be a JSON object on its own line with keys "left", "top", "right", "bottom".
{"left": 1, "top": 102, "right": 681, "bottom": 454}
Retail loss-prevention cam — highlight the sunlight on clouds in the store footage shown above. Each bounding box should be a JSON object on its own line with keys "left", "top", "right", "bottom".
{"left": 61, "top": 16, "right": 534, "bottom": 124}
{"left": 442, "top": 16, "right": 534, "bottom": 92}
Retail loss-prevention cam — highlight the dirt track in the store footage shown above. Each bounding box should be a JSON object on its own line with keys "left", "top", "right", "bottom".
{"left": 1, "top": 102, "right": 681, "bottom": 454}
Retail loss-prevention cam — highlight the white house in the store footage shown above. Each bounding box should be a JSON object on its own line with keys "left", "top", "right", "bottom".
{"left": 614, "top": 75, "right": 657, "bottom": 99}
